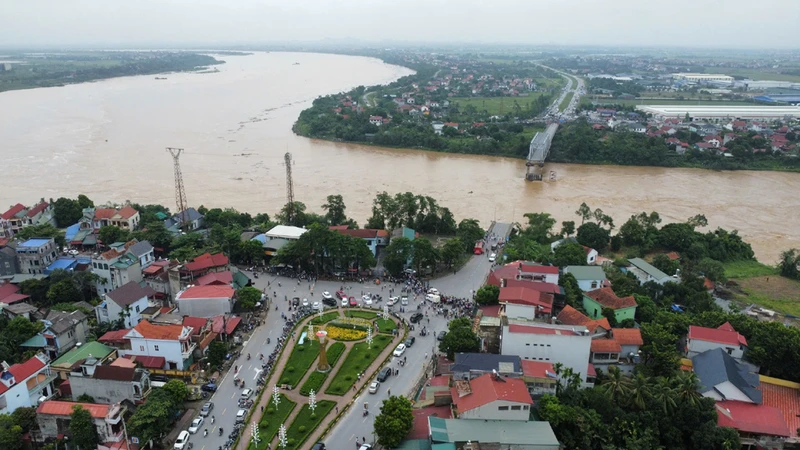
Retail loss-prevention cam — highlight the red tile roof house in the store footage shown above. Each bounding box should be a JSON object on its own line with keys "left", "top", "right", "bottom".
{"left": 590, "top": 328, "right": 644, "bottom": 374}
{"left": 556, "top": 305, "right": 611, "bottom": 337}
{"left": 498, "top": 286, "right": 554, "bottom": 320}
{"left": 37, "top": 401, "right": 128, "bottom": 445}
{"left": 450, "top": 373, "right": 533, "bottom": 421}
{"left": 122, "top": 321, "right": 196, "bottom": 370}
{"left": 0, "top": 353, "right": 57, "bottom": 414}
{"left": 175, "top": 285, "right": 236, "bottom": 318}
{"left": 520, "top": 360, "right": 558, "bottom": 396}
{"left": 179, "top": 252, "right": 230, "bottom": 279}
{"left": 686, "top": 322, "right": 748, "bottom": 360}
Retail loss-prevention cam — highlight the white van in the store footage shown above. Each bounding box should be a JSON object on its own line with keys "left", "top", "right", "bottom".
{"left": 426, "top": 294, "right": 441, "bottom": 304}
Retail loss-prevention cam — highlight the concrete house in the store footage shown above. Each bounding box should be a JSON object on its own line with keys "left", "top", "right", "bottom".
{"left": 96, "top": 281, "right": 156, "bottom": 328}
{"left": 50, "top": 341, "right": 116, "bottom": 380}
{"left": 175, "top": 285, "right": 235, "bottom": 318}
{"left": 450, "top": 353, "right": 522, "bottom": 381}
{"left": 450, "top": 373, "right": 534, "bottom": 421}
{"left": 0, "top": 354, "right": 57, "bottom": 414}
{"left": 499, "top": 286, "right": 554, "bottom": 321}
{"left": 37, "top": 401, "right": 128, "bottom": 445}
{"left": 122, "top": 321, "right": 196, "bottom": 370}
{"left": 165, "top": 208, "right": 205, "bottom": 232}
{"left": 0, "top": 246, "right": 18, "bottom": 277}
{"left": 563, "top": 265, "right": 607, "bottom": 291}
{"left": 69, "top": 365, "right": 151, "bottom": 404}
{"left": 692, "top": 348, "right": 761, "bottom": 404}
{"left": 687, "top": 322, "right": 748, "bottom": 360}
{"left": 589, "top": 328, "right": 643, "bottom": 375}
{"left": 91, "top": 240, "right": 143, "bottom": 296}
{"left": 127, "top": 240, "right": 155, "bottom": 270}
{"left": 556, "top": 305, "right": 611, "bottom": 337}
{"left": 501, "top": 322, "right": 592, "bottom": 383}
{"left": 16, "top": 238, "right": 58, "bottom": 275}
{"left": 582, "top": 287, "right": 637, "bottom": 323}
{"left": 21, "top": 309, "right": 90, "bottom": 360}
{"left": 520, "top": 360, "right": 557, "bottom": 397}
{"left": 627, "top": 257, "right": 674, "bottom": 285}
{"left": 110, "top": 206, "right": 141, "bottom": 230}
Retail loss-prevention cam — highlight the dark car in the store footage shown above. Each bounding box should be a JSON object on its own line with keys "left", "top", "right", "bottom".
{"left": 409, "top": 313, "right": 423, "bottom": 323}
{"left": 376, "top": 367, "right": 392, "bottom": 382}
{"left": 292, "top": 297, "right": 300, "bottom": 307}
{"left": 311, "top": 443, "right": 326, "bottom": 450}
{"left": 405, "top": 336, "right": 415, "bottom": 347}
{"left": 201, "top": 383, "right": 217, "bottom": 393}
{"left": 150, "top": 374, "right": 169, "bottom": 383}
{"left": 437, "top": 331, "right": 447, "bottom": 341}
{"left": 322, "top": 297, "right": 337, "bottom": 307}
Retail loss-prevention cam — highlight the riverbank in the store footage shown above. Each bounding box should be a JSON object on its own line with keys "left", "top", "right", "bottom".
{"left": 0, "top": 50, "right": 228, "bottom": 93}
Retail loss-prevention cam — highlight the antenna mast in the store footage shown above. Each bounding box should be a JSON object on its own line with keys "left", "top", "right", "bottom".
{"left": 284, "top": 152, "right": 294, "bottom": 223}
{"left": 167, "top": 147, "right": 189, "bottom": 229}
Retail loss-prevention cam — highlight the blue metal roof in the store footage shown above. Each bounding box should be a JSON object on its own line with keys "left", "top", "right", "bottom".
{"left": 64, "top": 223, "right": 81, "bottom": 242}
{"left": 45, "top": 258, "right": 77, "bottom": 274}
{"left": 19, "top": 238, "right": 52, "bottom": 248}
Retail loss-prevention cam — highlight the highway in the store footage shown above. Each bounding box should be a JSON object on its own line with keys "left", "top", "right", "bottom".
{"left": 536, "top": 63, "right": 585, "bottom": 120}
{"left": 324, "top": 222, "right": 512, "bottom": 450}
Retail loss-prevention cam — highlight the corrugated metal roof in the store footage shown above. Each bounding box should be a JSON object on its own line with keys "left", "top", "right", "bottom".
{"left": 428, "top": 417, "right": 560, "bottom": 447}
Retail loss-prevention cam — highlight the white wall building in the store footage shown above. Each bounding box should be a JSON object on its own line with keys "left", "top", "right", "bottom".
{"left": 450, "top": 373, "right": 533, "bottom": 421}
{"left": 96, "top": 282, "right": 156, "bottom": 328}
{"left": 0, "top": 354, "right": 57, "bottom": 415}
{"left": 687, "top": 323, "right": 747, "bottom": 360}
{"left": 563, "top": 266, "right": 607, "bottom": 292}
{"left": 175, "top": 285, "right": 235, "bottom": 318}
{"left": 673, "top": 73, "right": 734, "bottom": 83}
{"left": 122, "top": 321, "right": 195, "bottom": 370}
{"left": 501, "top": 322, "right": 592, "bottom": 382}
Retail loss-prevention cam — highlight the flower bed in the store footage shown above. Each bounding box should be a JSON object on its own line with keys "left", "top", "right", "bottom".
{"left": 325, "top": 325, "right": 367, "bottom": 341}
{"left": 299, "top": 342, "right": 346, "bottom": 396}
{"left": 330, "top": 316, "right": 372, "bottom": 329}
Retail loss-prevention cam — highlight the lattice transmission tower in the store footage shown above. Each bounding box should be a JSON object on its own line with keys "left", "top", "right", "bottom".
{"left": 167, "top": 147, "right": 189, "bottom": 228}
{"left": 284, "top": 152, "right": 295, "bottom": 223}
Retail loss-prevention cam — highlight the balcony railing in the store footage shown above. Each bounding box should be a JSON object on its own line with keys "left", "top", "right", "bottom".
{"left": 181, "top": 342, "right": 197, "bottom": 359}
{"left": 29, "top": 372, "right": 58, "bottom": 398}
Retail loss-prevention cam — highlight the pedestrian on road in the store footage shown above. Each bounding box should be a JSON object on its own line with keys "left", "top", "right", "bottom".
{"left": 336, "top": 406, "right": 339, "bottom": 413}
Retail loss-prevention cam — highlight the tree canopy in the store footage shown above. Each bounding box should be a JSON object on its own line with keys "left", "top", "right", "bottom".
{"left": 70, "top": 405, "right": 100, "bottom": 450}
{"left": 374, "top": 396, "right": 414, "bottom": 448}
{"left": 438, "top": 317, "right": 480, "bottom": 359}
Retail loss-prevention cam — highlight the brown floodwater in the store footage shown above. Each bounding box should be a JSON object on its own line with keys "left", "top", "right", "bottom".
{"left": 1, "top": 52, "right": 798, "bottom": 263}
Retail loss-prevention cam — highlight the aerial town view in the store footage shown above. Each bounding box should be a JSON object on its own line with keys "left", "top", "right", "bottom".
{"left": 2, "top": 1, "right": 800, "bottom": 450}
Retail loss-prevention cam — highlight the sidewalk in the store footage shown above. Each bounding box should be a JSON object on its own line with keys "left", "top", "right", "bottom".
{"left": 238, "top": 310, "right": 403, "bottom": 450}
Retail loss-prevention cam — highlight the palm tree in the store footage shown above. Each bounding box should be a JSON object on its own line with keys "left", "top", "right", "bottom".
{"left": 673, "top": 371, "right": 703, "bottom": 407}
{"left": 628, "top": 373, "right": 652, "bottom": 410}
{"left": 600, "top": 366, "right": 630, "bottom": 402}
{"left": 651, "top": 377, "right": 678, "bottom": 414}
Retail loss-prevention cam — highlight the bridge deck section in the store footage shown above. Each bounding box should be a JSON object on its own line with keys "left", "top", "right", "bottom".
{"left": 527, "top": 123, "right": 560, "bottom": 162}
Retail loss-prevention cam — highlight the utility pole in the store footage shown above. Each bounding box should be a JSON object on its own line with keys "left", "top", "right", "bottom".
{"left": 167, "top": 147, "right": 189, "bottom": 231}
{"left": 284, "top": 152, "right": 295, "bottom": 224}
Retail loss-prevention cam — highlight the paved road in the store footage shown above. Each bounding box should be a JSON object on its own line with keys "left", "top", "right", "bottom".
{"left": 324, "top": 222, "right": 512, "bottom": 449}
{"left": 188, "top": 222, "right": 512, "bottom": 450}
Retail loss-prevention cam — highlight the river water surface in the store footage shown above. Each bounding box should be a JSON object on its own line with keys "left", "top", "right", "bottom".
{"left": 1, "top": 51, "right": 799, "bottom": 263}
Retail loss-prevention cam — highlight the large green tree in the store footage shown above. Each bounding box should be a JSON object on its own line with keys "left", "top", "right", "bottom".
{"left": 456, "top": 219, "right": 484, "bottom": 253}
{"left": 69, "top": 405, "right": 99, "bottom": 450}
{"left": 522, "top": 212, "right": 556, "bottom": 244}
{"left": 47, "top": 279, "right": 82, "bottom": 305}
{"left": 163, "top": 380, "right": 190, "bottom": 404}
{"left": 52, "top": 197, "right": 84, "bottom": 227}
{"left": 475, "top": 285, "right": 500, "bottom": 305}
{"left": 411, "top": 238, "right": 439, "bottom": 274}
{"left": 322, "top": 194, "right": 348, "bottom": 226}
{"left": 778, "top": 248, "right": 799, "bottom": 279}
{"left": 0, "top": 413, "right": 24, "bottom": 450}
{"left": 440, "top": 237, "right": 464, "bottom": 268}
{"left": 552, "top": 242, "right": 586, "bottom": 267}
{"left": 98, "top": 225, "right": 130, "bottom": 246}
{"left": 576, "top": 222, "right": 610, "bottom": 251}
{"left": 207, "top": 340, "right": 227, "bottom": 371}
{"left": 439, "top": 317, "right": 480, "bottom": 359}
{"left": 383, "top": 237, "right": 413, "bottom": 276}
{"left": 128, "top": 389, "right": 179, "bottom": 444}
{"left": 15, "top": 224, "right": 65, "bottom": 247}
{"left": 237, "top": 286, "right": 262, "bottom": 310}
{"left": 374, "top": 396, "right": 414, "bottom": 448}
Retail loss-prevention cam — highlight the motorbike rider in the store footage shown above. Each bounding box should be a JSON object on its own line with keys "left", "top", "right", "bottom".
{"left": 247, "top": 353, "right": 251, "bottom": 360}
{"left": 219, "top": 428, "right": 224, "bottom": 436}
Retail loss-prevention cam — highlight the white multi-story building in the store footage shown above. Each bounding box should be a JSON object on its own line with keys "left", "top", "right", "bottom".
{"left": 16, "top": 238, "right": 58, "bottom": 275}
{"left": 0, "top": 354, "right": 57, "bottom": 414}
{"left": 673, "top": 73, "right": 734, "bottom": 84}
{"left": 122, "top": 321, "right": 196, "bottom": 370}
{"left": 501, "top": 322, "right": 592, "bottom": 382}
{"left": 91, "top": 241, "right": 143, "bottom": 296}
{"left": 96, "top": 281, "right": 156, "bottom": 328}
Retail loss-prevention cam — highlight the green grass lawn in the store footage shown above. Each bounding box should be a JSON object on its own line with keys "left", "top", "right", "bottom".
{"left": 278, "top": 340, "right": 320, "bottom": 387}
{"left": 325, "top": 334, "right": 393, "bottom": 395}
{"left": 724, "top": 260, "right": 778, "bottom": 279}
{"left": 559, "top": 91, "right": 575, "bottom": 112}
{"left": 251, "top": 394, "right": 296, "bottom": 450}
{"left": 731, "top": 275, "right": 800, "bottom": 317}
{"left": 283, "top": 401, "right": 336, "bottom": 449}
{"left": 309, "top": 311, "right": 340, "bottom": 325}
{"left": 376, "top": 318, "right": 397, "bottom": 334}
{"left": 299, "top": 342, "right": 346, "bottom": 396}
{"left": 345, "top": 310, "right": 378, "bottom": 319}
{"left": 450, "top": 94, "right": 548, "bottom": 116}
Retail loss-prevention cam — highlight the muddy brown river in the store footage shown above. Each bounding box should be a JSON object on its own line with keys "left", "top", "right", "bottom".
{"left": 1, "top": 51, "right": 798, "bottom": 263}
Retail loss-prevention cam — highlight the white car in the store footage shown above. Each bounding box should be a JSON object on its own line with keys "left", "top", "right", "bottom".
{"left": 393, "top": 344, "right": 406, "bottom": 357}
{"left": 368, "top": 381, "right": 380, "bottom": 394}
{"left": 241, "top": 388, "right": 253, "bottom": 399}
{"left": 322, "top": 291, "right": 332, "bottom": 299}
{"left": 341, "top": 297, "right": 349, "bottom": 307}
{"left": 387, "top": 296, "right": 399, "bottom": 306}
{"left": 427, "top": 288, "right": 439, "bottom": 295}
{"left": 401, "top": 296, "right": 408, "bottom": 305}
{"left": 359, "top": 444, "right": 373, "bottom": 450}
{"left": 362, "top": 295, "right": 373, "bottom": 305}
{"left": 312, "top": 301, "right": 322, "bottom": 311}
{"left": 236, "top": 409, "right": 247, "bottom": 423}
{"left": 489, "top": 253, "right": 496, "bottom": 262}
{"left": 188, "top": 417, "right": 203, "bottom": 434}
{"left": 174, "top": 431, "right": 190, "bottom": 449}
{"left": 302, "top": 298, "right": 309, "bottom": 307}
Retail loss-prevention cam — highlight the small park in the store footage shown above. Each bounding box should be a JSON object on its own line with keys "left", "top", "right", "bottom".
{"left": 247, "top": 307, "right": 402, "bottom": 450}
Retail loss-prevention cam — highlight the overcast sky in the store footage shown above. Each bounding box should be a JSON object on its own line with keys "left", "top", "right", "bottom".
{"left": 2, "top": 0, "right": 798, "bottom": 49}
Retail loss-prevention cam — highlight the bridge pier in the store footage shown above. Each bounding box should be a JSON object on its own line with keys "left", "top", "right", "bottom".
{"left": 525, "top": 161, "right": 545, "bottom": 181}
